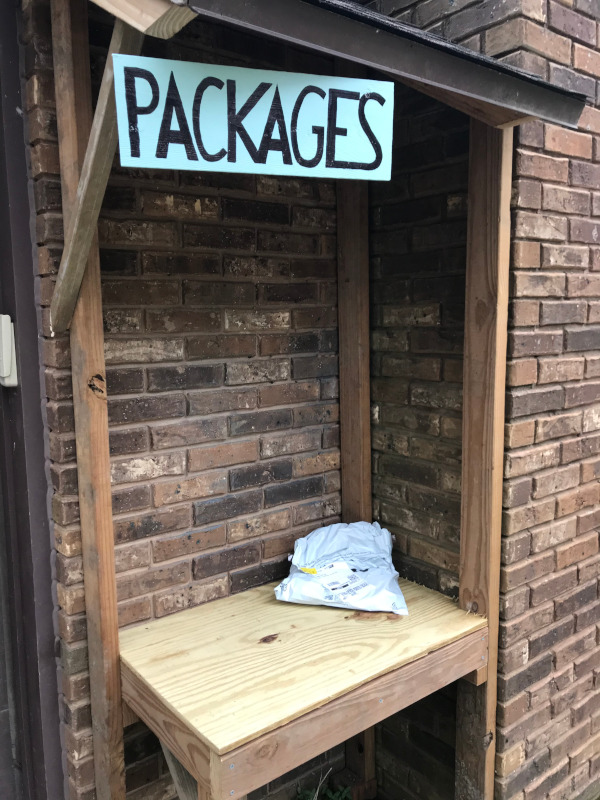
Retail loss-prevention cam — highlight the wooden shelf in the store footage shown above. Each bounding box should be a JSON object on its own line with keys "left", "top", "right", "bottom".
{"left": 120, "top": 579, "right": 488, "bottom": 799}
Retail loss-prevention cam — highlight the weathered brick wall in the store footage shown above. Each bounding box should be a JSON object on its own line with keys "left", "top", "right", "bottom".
{"left": 25, "top": 4, "right": 344, "bottom": 798}
{"left": 369, "top": 86, "right": 469, "bottom": 800}
{"left": 371, "top": 86, "right": 468, "bottom": 596}
{"left": 371, "top": 2, "right": 600, "bottom": 800}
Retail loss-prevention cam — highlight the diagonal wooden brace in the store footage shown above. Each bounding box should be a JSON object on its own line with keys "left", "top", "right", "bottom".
{"left": 50, "top": 18, "right": 144, "bottom": 334}
{"left": 90, "top": 0, "right": 196, "bottom": 39}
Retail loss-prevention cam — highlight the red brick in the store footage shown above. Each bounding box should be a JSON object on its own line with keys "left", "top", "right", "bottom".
{"left": 116, "top": 561, "right": 189, "bottom": 601}
{"left": 530, "top": 517, "right": 577, "bottom": 554}
{"left": 556, "top": 532, "right": 599, "bottom": 569}
{"left": 555, "top": 581, "right": 598, "bottom": 619}
{"left": 533, "top": 464, "right": 579, "bottom": 499}
{"left": 561, "top": 432, "right": 600, "bottom": 463}
{"left": 538, "top": 356, "right": 585, "bottom": 384}
{"left": 501, "top": 552, "right": 554, "bottom": 591}
{"left": 504, "top": 498, "right": 556, "bottom": 535}
{"left": 497, "top": 704, "right": 552, "bottom": 751}
{"left": 505, "top": 444, "right": 561, "bottom": 478}
{"left": 577, "top": 503, "right": 600, "bottom": 530}
{"left": 153, "top": 575, "right": 229, "bottom": 618}
{"left": 152, "top": 471, "right": 227, "bottom": 507}
{"left": 571, "top": 160, "right": 600, "bottom": 189}
{"left": 513, "top": 178, "right": 542, "bottom": 210}
{"left": 580, "top": 105, "right": 600, "bottom": 135}
{"left": 501, "top": 587, "right": 531, "bottom": 620}
{"left": 110, "top": 453, "right": 185, "bottom": 485}
{"left": 541, "top": 244, "right": 589, "bottom": 269}
{"left": 152, "top": 525, "right": 227, "bottom": 562}
{"left": 535, "top": 411, "right": 582, "bottom": 443}
{"left": 554, "top": 628, "right": 597, "bottom": 671}
{"left": 504, "top": 476, "right": 533, "bottom": 508}
{"left": 507, "top": 359, "right": 537, "bottom": 387}
{"left": 508, "top": 386, "right": 564, "bottom": 418}
{"left": 529, "top": 567, "right": 578, "bottom": 606}
{"left": 515, "top": 212, "right": 568, "bottom": 242}
{"left": 556, "top": 481, "right": 600, "bottom": 516}
{"left": 188, "top": 441, "right": 258, "bottom": 472}
{"left": 548, "top": 720, "right": 591, "bottom": 766}
{"left": 579, "top": 554, "right": 600, "bottom": 583}
{"left": 506, "top": 419, "right": 536, "bottom": 448}
{"left": 540, "top": 300, "right": 587, "bottom": 326}
{"left": 548, "top": 0, "right": 596, "bottom": 45}
{"left": 545, "top": 125, "right": 593, "bottom": 159}
{"left": 515, "top": 149, "right": 570, "bottom": 182}
{"left": 511, "top": 300, "right": 540, "bottom": 326}
{"left": 513, "top": 240, "right": 542, "bottom": 269}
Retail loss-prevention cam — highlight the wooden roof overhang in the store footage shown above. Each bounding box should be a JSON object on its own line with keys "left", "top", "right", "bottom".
{"left": 50, "top": 0, "right": 586, "bottom": 335}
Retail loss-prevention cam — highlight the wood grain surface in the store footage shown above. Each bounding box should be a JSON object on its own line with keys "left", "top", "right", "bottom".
{"left": 456, "top": 120, "right": 513, "bottom": 800}
{"left": 121, "top": 579, "right": 486, "bottom": 755}
{"left": 91, "top": 0, "right": 195, "bottom": 38}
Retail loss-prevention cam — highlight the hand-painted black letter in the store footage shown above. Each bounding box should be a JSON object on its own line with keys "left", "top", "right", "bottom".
{"left": 325, "top": 89, "right": 359, "bottom": 168}
{"left": 156, "top": 72, "right": 198, "bottom": 161}
{"left": 357, "top": 92, "right": 385, "bottom": 170}
{"left": 124, "top": 67, "right": 159, "bottom": 159}
{"left": 256, "top": 87, "right": 292, "bottom": 165}
{"left": 192, "top": 77, "right": 226, "bottom": 162}
{"left": 291, "top": 85, "right": 326, "bottom": 168}
{"left": 227, "top": 80, "right": 271, "bottom": 163}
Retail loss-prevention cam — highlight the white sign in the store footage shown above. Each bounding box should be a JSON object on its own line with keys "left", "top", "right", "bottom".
{"left": 113, "top": 55, "right": 394, "bottom": 180}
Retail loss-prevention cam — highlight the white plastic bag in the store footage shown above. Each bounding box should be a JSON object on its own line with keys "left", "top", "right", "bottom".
{"left": 274, "top": 521, "right": 408, "bottom": 615}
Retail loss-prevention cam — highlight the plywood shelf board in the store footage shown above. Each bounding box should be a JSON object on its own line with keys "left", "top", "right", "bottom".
{"left": 120, "top": 579, "right": 486, "bottom": 755}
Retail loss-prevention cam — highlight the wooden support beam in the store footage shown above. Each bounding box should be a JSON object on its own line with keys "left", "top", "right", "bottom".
{"left": 455, "top": 121, "right": 513, "bottom": 800}
{"left": 161, "top": 745, "right": 199, "bottom": 800}
{"left": 337, "top": 181, "right": 372, "bottom": 523}
{"left": 50, "top": 17, "right": 143, "bottom": 334}
{"left": 337, "top": 180, "right": 376, "bottom": 799}
{"left": 50, "top": 3, "right": 143, "bottom": 798}
{"left": 91, "top": 0, "right": 195, "bottom": 38}
{"left": 462, "top": 666, "right": 488, "bottom": 687}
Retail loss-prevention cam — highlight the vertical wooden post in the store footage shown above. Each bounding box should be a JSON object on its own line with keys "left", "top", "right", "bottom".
{"left": 337, "top": 181, "right": 376, "bottom": 800}
{"left": 51, "top": 3, "right": 141, "bottom": 798}
{"left": 455, "top": 121, "right": 513, "bottom": 800}
{"left": 337, "top": 182, "right": 372, "bottom": 523}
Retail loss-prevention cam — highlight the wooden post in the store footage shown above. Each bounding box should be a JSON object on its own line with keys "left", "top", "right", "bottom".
{"left": 51, "top": 2, "right": 142, "bottom": 798}
{"left": 455, "top": 120, "right": 513, "bottom": 800}
{"left": 337, "top": 181, "right": 372, "bottom": 523}
{"left": 337, "top": 180, "right": 376, "bottom": 800}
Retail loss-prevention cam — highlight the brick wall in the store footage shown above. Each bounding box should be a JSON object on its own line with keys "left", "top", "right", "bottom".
{"left": 371, "top": 2, "right": 600, "bottom": 800}
{"left": 369, "top": 85, "right": 469, "bottom": 800}
{"left": 25, "top": 4, "right": 345, "bottom": 798}
{"left": 371, "top": 86, "right": 468, "bottom": 596}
